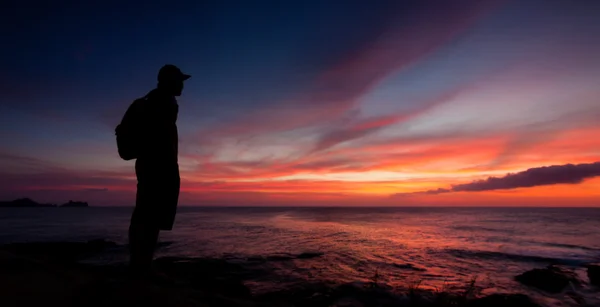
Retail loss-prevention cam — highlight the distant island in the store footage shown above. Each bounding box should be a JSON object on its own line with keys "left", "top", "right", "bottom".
{"left": 0, "top": 198, "right": 89, "bottom": 208}
{"left": 0, "top": 198, "right": 57, "bottom": 207}
{"left": 60, "top": 200, "right": 89, "bottom": 208}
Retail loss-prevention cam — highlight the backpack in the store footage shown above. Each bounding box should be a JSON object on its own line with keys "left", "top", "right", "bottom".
{"left": 115, "top": 95, "right": 148, "bottom": 160}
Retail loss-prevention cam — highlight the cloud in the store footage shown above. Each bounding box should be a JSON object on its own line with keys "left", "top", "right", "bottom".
{"left": 0, "top": 171, "right": 132, "bottom": 191}
{"left": 0, "top": 152, "right": 133, "bottom": 195}
{"left": 310, "top": 80, "right": 477, "bottom": 153}
{"left": 453, "top": 162, "right": 600, "bottom": 191}
{"left": 0, "top": 151, "right": 65, "bottom": 173}
{"left": 186, "top": 1, "right": 499, "bottom": 147}
{"left": 395, "top": 162, "right": 600, "bottom": 196}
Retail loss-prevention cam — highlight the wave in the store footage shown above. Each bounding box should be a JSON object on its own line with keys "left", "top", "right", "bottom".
{"left": 538, "top": 242, "right": 599, "bottom": 251}
{"left": 479, "top": 238, "right": 600, "bottom": 252}
{"left": 393, "top": 263, "right": 427, "bottom": 272}
{"left": 246, "top": 251, "right": 325, "bottom": 263}
{"left": 322, "top": 231, "right": 351, "bottom": 238}
{"left": 444, "top": 249, "right": 587, "bottom": 265}
{"left": 450, "top": 225, "right": 517, "bottom": 234}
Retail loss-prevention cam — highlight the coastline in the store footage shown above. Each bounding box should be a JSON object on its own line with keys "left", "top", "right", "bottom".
{"left": 0, "top": 239, "right": 553, "bottom": 307}
{"left": 0, "top": 198, "right": 89, "bottom": 208}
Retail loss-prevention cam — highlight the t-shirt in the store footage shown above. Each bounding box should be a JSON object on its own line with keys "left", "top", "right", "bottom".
{"left": 137, "top": 88, "right": 179, "bottom": 165}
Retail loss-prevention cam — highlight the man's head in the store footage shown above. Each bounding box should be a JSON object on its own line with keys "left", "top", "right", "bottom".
{"left": 157, "top": 64, "right": 191, "bottom": 96}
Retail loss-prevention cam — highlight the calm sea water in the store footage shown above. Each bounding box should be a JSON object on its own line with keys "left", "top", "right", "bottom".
{"left": 1, "top": 207, "right": 599, "bottom": 306}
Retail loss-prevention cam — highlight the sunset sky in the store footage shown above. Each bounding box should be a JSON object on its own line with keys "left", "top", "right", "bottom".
{"left": 1, "top": 0, "right": 599, "bottom": 206}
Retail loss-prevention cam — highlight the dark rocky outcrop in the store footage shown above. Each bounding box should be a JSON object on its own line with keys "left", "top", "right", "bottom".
{"left": 0, "top": 240, "right": 544, "bottom": 307}
{"left": 152, "top": 257, "right": 259, "bottom": 298}
{"left": 467, "top": 294, "right": 541, "bottom": 307}
{"left": 256, "top": 282, "right": 403, "bottom": 307}
{"left": 296, "top": 252, "right": 325, "bottom": 259}
{"left": 0, "top": 241, "right": 255, "bottom": 307}
{"left": 515, "top": 265, "right": 579, "bottom": 293}
{"left": 587, "top": 263, "right": 600, "bottom": 286}
{"left": 1, "top": 239, "right": 117, "bottom": 264}
{"left": 257, "top": 283, "right": 543, "bottom": 307}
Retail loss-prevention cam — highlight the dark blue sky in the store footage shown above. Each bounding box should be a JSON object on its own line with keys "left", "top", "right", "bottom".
{"left": 2, "top": 0, "right": 600, "bottom": 206}
{"left": 2, "top": 0, "right": 408, "bottom": 115}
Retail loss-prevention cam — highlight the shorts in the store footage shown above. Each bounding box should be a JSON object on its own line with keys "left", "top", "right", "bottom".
{"left": 132, "top": 160, "right": 180, "bottom": 230}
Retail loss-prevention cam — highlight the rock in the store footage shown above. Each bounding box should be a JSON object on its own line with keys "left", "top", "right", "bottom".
{"left": 256, "top": 282, "right": 333, "bottom": 306}
{"left": 586, "top": 263, "right": 600, "bottom": 286}
{"left": 468, "top": 294, "right": 541, "bottom": 307}
{"left": 515, "top": 266, "right": 579, "bottom": 293}
{"left": 296, "top": 252, "right": 324, "bottom": 259}
{"left": 331, "top": 297, "right": 363, "bottom": 307}
{"left": 86, "top": 239, "right": 118, "bottom": 250}
{"left": 153, "top": 257, "right": 255, "bottom": 298}
{"left": 190, "top": 276, "right": 252, "bottom": 298}
{"left": 331, "top": 282, "right": 402, "bottom": 306}
{"left": 1, "top": 249, "right": 259, "bottom": 307}
{"left": 0, "top": 239, "right": 118, "bottom": 263}
{"left": 0, "top": 240, "right": 564, "bottom": 307}
{"left": 266, "top": 254, "right": 294, "bottom": 261}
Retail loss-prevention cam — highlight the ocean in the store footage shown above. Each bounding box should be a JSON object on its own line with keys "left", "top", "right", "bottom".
{"left": 1, "top": 206, "right": 599, "bottom": 306}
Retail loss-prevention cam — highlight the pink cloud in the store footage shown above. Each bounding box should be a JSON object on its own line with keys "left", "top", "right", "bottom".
{"left": 186, "top": 2, "right": 501, "bottom": 148}
{"left": 393, "top": 161, "right": 600, "bottom": 197}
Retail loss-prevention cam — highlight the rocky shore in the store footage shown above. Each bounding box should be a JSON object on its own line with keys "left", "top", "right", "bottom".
{"left": 1, "top": 240, "right": 597, "bottom": 307}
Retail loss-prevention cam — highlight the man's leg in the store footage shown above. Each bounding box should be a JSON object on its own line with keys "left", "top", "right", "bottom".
{"left": 130, "top": 163, "right": 177, "bottom": 277}
{"left": 143, "top": 225, "right": 160, "bottom": 268}
{"left": 129, "top": 208, "right": 160, "bottom": 275}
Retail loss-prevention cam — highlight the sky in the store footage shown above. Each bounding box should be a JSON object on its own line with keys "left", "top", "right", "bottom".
{"left": 1, "top": 0, "right": 599, "bottom": 206}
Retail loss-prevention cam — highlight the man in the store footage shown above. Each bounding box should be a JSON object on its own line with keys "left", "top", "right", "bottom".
{"left": 128, "top": 64, "right": 190, "bottom": 275}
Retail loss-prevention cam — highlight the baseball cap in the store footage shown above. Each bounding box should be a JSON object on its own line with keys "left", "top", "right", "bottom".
{"left": 157, "top": 64, "right": 191, "bottom": 83}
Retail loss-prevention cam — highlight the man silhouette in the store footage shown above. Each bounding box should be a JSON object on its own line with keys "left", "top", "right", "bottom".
{"left": 128, "top": 64, "right": 190, "bottom": 275}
